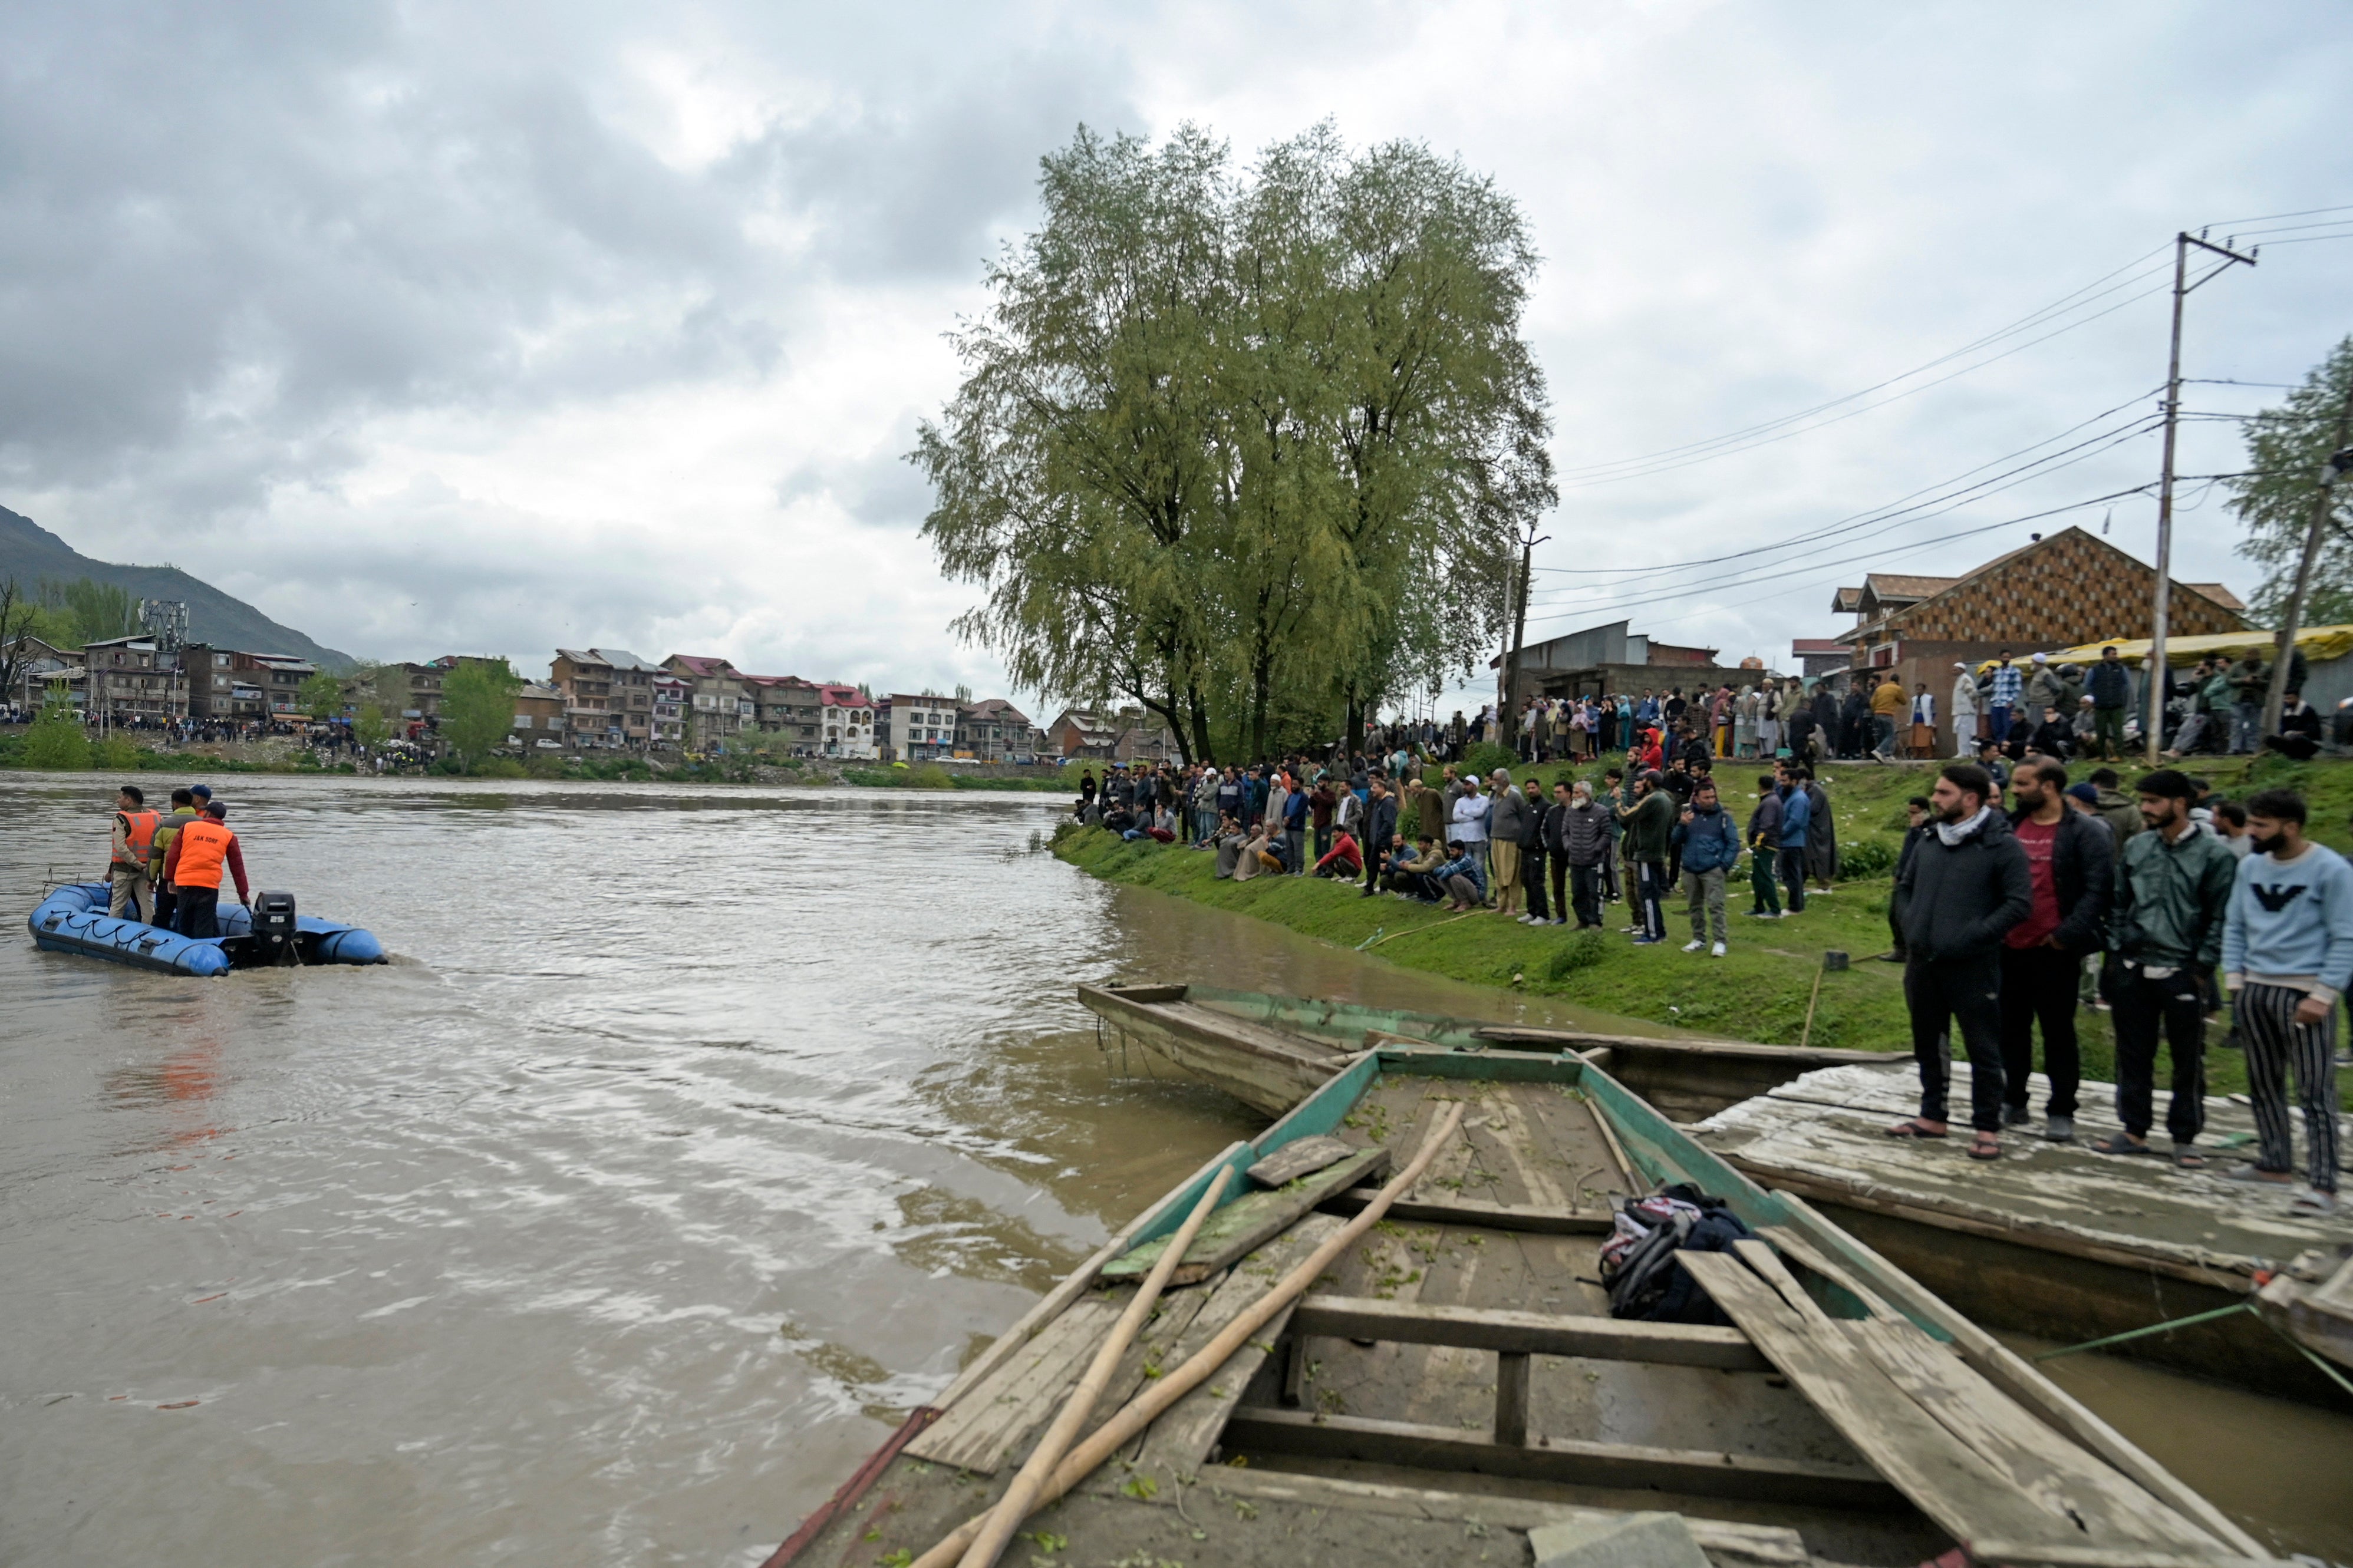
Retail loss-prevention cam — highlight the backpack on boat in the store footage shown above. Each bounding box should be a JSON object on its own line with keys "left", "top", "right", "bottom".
{"left": 1598, "top": 1183, "right": 1755, "bottom": 1326}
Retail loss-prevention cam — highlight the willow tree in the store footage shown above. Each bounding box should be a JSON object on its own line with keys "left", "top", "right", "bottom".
{"left": 916, "top": 121, "right": 1552, "bottom": 762}
{"left": 2227, "top": 336, "right": 2353, "bottom": 625}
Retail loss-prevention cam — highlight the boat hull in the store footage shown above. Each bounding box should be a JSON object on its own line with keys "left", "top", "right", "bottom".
{"left": 29, "top": 883, "right": 387, "bottom": 976}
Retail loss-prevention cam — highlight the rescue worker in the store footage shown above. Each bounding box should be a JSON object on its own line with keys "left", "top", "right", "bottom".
{"left": 162, "top": 800, "right": 251, "bottom": 939}
{"left": 107, "top": 785, "right": 161, "bottom": 922}
{"left": 147, "top": 787, "right": 202, "bottom": 933}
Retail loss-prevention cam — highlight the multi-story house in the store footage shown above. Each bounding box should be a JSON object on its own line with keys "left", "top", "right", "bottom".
{"left": 662, "top": 654, "right": 750, "bottom": 751}
{"left": 82, "top": 635, "right": 187, "bottom": 727}
{"left": 180, "top": 645, "right": 247, "bottom": 724}
{"left": 651, "top": 674, "right": 689, "bottom": 747}
{"left": 7, "top": 634, "right": 82, "bottom": 715}
{"left": 604, "top": 652, "right": 659, "bottom": 748}
{"left": 885, "top": 692, "right": 961, "bottom": 760}
{"left": 252, "top": 654, "right": 315, "bottom": 715}
{"left": 743, "top": 675, "right": 823, "bottom": 752}
{"left": 1043, "top": 708, "right": 1120, "bottom": 760}
{"left": 512, "top": 682, "right": 567, "bottom": 746}
{"left": 380, "top": 662, "right": 447, "bottom": 729}
{"left": 551, "top": 648, "right": 662, "bottom": 750}
{"left": 957, "top": 698, "right": 1036, "bottom": 762}
{"left": 818, "top": 684, "right": 876, "bottom": 759}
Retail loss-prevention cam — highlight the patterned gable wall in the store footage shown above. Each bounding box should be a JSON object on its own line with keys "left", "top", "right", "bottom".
{"left": 1888, "top": 527, "right": 2245, "bottom": 644}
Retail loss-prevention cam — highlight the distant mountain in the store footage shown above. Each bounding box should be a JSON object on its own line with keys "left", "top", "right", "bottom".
{"left": 0, "top": 503, "right": 355, "bottom": 671}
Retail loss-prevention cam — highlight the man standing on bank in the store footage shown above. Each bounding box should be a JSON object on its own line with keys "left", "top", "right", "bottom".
{"left": 1996, "top": 760, "right": 2114, "bottom": 1143}
{"left": 1887, "top": 764, "right": 2032, "bottom": 1160}
{"left": 162, "top": 800, "right": 252, "bottom": 939}
{"left": 2098, "top": 769, "right": 2237, "bottom": 1166}
{"left": 2219, "top": 788, "right": 2352, "bottom": 1213}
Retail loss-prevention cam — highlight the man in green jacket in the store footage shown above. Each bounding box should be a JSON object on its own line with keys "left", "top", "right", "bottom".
{"left": 1620, "top": 770, "right": 1676, "bottom": 945}
{"left": 2098, "top": 768, "right": 2239, "bottom": 1162}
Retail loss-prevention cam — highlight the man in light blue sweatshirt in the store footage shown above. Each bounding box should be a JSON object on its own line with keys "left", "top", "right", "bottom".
{"left": 2220, "top": 787, "right": 2353, "bottom": 1213}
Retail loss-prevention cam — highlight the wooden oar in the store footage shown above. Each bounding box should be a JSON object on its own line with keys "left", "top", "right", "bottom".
{"left": 956, "top": 1166, "right": 1233, "bottom": 1568}
{"left": 910, "top": 1102, "right": 1468, "bottom": 1568}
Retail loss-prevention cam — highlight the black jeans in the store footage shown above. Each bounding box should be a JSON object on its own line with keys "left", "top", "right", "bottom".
{"left": 1522, "top": 846, "right": 1549, "bottom": 921}
{"left": 1776, "top": 846, "right": 1808, "bottom": 912}
{"left": 1998, "top": 945, "right": 2081, "bottom": 1118}
{"left": 176, "top": 886, "right": 222, "bottom": 939}
{"left": 2110, "top": 962, "right": 2207, "bottom": 1144}
{"left": 1570, "top": 862, "right": 1602, "bottom": 928}
{"left": 1904, "top": 951, "right": 2005, "bottom": 1132}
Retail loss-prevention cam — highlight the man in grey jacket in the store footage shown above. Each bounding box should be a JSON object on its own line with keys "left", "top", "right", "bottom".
{"left": 1551, "top": 779, "right": 1610, "bottom": 929}
{"left": 1890, "top": 762, "right": 2034, "bottom": 1160}
{"left": 1487, "top": 770, "right": 1530, "bottom": 917}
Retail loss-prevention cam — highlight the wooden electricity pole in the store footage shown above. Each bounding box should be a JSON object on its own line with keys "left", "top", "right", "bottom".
{"left": 2146, "top": 230, "right": 2256, "bottom": 763}
{"left": 1498, "top": 529, "right": 1548, "bottom": 751}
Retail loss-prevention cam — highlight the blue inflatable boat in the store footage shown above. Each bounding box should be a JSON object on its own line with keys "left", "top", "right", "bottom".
{"left": 28, "top": 883, "right": 387, "bottom": 976}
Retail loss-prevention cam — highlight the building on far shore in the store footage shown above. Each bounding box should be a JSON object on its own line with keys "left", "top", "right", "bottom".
{"left": 512, "top": 682, "right": 566, "bottom": 745}
{"left": 663, "top": 653, "right": 749, "bottom": 751}
{"left": 81, "top": 635, "right": 187, "bottom": 728}
{"left": 818, "top": 684, "right": 876, "bottom": 758}
{"left": 885, "top": 693, "right": 959, "bottom": 761}
{"left": 957, "top": 698, "right": 1035, "bottom": 761}
{"left": 1494, "top": 619, "right": 1777, "bottom": 707}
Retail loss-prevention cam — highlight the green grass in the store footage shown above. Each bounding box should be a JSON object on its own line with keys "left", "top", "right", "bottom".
{"left": 1057, "top": 755, "right": 2353, "bottom": 1108}
{"left": 840, "top": 764, "right": 1072, "bottom": 791}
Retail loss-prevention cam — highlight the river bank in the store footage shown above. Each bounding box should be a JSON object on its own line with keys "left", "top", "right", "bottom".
{"left": 1054, "top": 755, "right": 2353, "bottom": 1109}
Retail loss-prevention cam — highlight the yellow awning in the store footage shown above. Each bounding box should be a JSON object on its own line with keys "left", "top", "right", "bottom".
{"left": 1970, "top": 625, "right": 2353, "bottom": 673}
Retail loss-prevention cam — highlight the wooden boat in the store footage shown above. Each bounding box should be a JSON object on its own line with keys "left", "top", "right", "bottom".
{"left": 2258, "top": 1249, "right": 2353, "bottom": 1381}
{"left": 1077, "top": 981, "right": 1884, "bottom": 1121}
{"left": 1692, "top": 1059, "right": 2353, "bottom": 1408}
{"left": 764, "top": 1043, "right": 2269, "bottom": 1568}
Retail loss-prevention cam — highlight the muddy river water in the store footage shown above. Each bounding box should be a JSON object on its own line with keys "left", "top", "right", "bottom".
{"left": 2, "top": 775, "right": 2347, "bottom": 1565}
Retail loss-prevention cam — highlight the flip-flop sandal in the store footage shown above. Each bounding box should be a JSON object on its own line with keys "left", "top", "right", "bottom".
{"left": 1967, "top": 1137, "right": 2002, "bottom": 1161}
{"left": 2090, "top": 1134, "right": 2155, "bottom": 1156}
{"left": 1885, "top": 1120, "right": 1949, "bottom": 1139}
{"left": 2172, "top": 1150, "right": 2207, "bottom": 1168}
{"left": 2291, "top": 1191, "right": 2338, "bottom": 1216}
{"left": 2223, "top": 1164, "right": 2294, "bottom": 1183}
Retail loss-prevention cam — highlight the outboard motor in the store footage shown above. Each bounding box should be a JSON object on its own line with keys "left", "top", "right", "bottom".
{"left": 251, "top": 890, "right": 300, "bottom": 965}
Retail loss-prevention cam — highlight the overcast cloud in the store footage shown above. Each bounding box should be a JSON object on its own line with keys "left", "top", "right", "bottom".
{"left": 2, "top": 2, "right": 2347, "bottom": 706}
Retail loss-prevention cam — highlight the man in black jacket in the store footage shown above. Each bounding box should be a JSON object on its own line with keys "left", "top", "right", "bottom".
{"left": 1997, "top": 760, "right": 2114, "bottom": 1142}
{"left": 1552, "top": 780, "right": 1610, "bottom": 929}
{"left": 1890, "top": 762, "right": 2034, "bottom": 1159}
{"left": 1359, "top": 778, "right": 1398, "bottom": 899}
{"left": 1880, "top": 795, "right": 1933, "bottom": 961}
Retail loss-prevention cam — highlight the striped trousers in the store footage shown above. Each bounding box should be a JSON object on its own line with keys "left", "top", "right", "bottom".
{"left": 2236, "top": 983, "right": 2342, "bottom": 1192}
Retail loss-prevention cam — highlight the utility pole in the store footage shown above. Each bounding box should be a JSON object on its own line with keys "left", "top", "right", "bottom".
{"left": 1499, "top": 527, "right": 1550, "bottom": 751}
{"left": 2259, "top": 400, "right": 2353, "bottom": 741}
{"left": 2146, "top": 230, "right": 2257, "bottom": 764}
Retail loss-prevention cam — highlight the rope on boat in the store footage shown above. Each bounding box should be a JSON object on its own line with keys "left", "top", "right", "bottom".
{"left": 1360, "top": 910, "right": 1481, "bottom": 950}
{"left": 2031, "top": 1301, "right": 2253, "bottom": 1361}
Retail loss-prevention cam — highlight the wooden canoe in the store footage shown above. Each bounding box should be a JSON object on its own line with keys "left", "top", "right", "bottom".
{"left": 765, "top": 1045, "right": 2272, "bottom": 1568}
{"left": 1077, "top": 981, "right": 1885, "bottom": 1121}
{"left": 1692, "top": 1059, "right": 2353, "bottom": 1408}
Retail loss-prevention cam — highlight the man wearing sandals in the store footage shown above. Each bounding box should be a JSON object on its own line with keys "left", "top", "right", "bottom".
{"left": 2100, "top": 770, "right": 2237, "bottom": 1168}
{"left": 2218, "top": 788, "right": 2352, "bottom": 1214}
{"left": 1889, "top": 762, "right": 2032, "bottom": 1160}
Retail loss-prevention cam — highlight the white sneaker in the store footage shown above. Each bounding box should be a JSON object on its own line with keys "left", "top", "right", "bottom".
{"left": 1711, "top": 942, "right": 1726, "bottom": 958}
{"left": 1682, "top": 939, "right": 1705, "bottom": 952}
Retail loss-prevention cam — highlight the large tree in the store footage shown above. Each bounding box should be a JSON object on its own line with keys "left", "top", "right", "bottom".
{"left": 439, "top": 658, "right": 523, "bottom": 765}
{"left": 915, "top": 122, "right": 1553, "bottom": 762}
{"left": 2227, "top": 336, "right": 2353, "bottom": 626}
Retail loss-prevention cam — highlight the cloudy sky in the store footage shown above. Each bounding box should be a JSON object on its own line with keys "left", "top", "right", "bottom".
{"left": 2, "top": 2, "right": 2348, "bottom": 706}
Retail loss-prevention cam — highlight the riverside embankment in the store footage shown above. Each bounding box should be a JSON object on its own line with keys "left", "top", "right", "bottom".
{"left": 1055, "top": 756, "right": 2353, "bottom": 1107}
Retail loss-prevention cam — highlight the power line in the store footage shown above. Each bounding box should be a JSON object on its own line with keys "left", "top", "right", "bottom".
{"left": 2201, "top": 201, "right": 2353, "bottom": 227}
{"left": 1548, "top": 245, "right": 2174, "bottom": 484}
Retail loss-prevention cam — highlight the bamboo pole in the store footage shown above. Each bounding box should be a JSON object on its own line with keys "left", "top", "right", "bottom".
{"left": 956, "top": 1167, "right": 1232, "bottom": 1568}
{"left": 909, "top": 1103, "right": 1468, "bottom": 1568}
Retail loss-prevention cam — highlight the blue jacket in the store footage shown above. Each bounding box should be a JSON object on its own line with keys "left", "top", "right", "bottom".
{"left": 1777, "top": 784, "right": 1811, "bottom": 849}
{"left": 1673, "top": 803, "right": 1742, "bottom": 874}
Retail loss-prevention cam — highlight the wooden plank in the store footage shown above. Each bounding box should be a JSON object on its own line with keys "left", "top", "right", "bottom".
{"left": 1103, "top": 1146, "right": 1389, "bottom": 1285}
{"left": 1317, "top": 1185, "right": 1611, "bottom": 1234}
{"left": 1103, "top": 983, "right": 1189, "bottom": 1003}
{"left": 1245, "top": 1134, "right": 1355, "bottom": 1189}
{"left": 1221, "top": 1406, "right": 1899, "bottom": 1510}
{"left": 1129, "top": 1216, "right": 1343, "bottom": 1474}
{"left": 1288, "top": 1293, "right": 1769, "bottom": 1370}
{"left": 1965, "top": 1548, "right": 2282, "bottom": 1568}
{"left": 1754, "top": 1223, "right": 1903, "bottom": 1323}
{"left": 1493, "top": 1350, "right": 1530, "bottom": 1445}
{"left": 905, "top": 1294, "right": 1122, "bottom": 1473}
{"left": 1678, "top": 1249, "right": 2127, "bottom": 1552}
{"left": 1764, "top": 1190, "right": 2268, "bottom": 1560}
{"left": 1843, "top": 1314, "right": 2219, "bottom": 1554}
{"left": 1185, "top": 1468, "right": 1814, "bottom": 1567}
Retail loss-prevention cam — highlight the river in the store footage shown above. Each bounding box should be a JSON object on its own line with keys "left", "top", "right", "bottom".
{"left": 2, "top": 774, "right": 2347, "bottom": 1565}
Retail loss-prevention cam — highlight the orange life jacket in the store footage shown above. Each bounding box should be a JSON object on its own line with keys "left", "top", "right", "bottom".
{"left": 115, "top": 808, "right": 161, "bottom": 866}
{"left": 174, "top": 818, "right": 235, "bottom": 890}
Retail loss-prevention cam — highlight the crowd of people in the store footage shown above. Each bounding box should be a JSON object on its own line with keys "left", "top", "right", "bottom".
{"left": 99, "top": 781, "right": 253, "bottom": 938}
{"left": 1070, "top": 745, "right": 1841, "bottom": 959}
{"left": 1889, "top": 758, "right": 2344, "bottom": 1215}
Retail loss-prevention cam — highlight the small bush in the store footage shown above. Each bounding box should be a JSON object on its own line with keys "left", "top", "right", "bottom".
{"left": 471, "top": 757, "right": 529, "bottom": 778}
{"left": 1543, "top": 928, "right": 1607, "bottom": 981}
{"left": 21, "top": 700, "right": 91, "bottom": 770}
{"left": 1458, "top": 742, "right": 1521, "bottom": 783}
{"left": 1837, "top": 839, "right": 1897, "bottom": 882}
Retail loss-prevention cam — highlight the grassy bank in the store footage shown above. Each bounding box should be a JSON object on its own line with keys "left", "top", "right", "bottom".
{"left": 841, "top": 764, "right": 1072, "bottom": 791}
{"left": 1057, "top": 755, "right": 2353, "bottom": 1108}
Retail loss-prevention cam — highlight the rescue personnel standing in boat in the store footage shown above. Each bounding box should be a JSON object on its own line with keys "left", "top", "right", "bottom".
{"left": 107, "top": 785, "right": 160, "bottom": 922}
{"left": 162, "top": 800, "right": 251, "bottom": 939}
{"left": 146, "top": 787, "right": 201, "bottom": 933}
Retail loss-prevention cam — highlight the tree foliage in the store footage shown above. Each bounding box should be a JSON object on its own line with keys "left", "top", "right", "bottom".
{"left": 298, "top": 671, "right": 344, "bottom": 718}
{"left": 915, "top": 122, "right": 1553, "bottom": 762}
{"left": 22, "top": 682, "right": 91, "bottom": 770}
{"left": 2227, "top": 336, "right": 2353, "bottom": 626}
{"left": 39, "top": 577, "right": 141, "bottom": 646}
{"left": 439, "top": 658, "right": 523, "bottom": 764}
